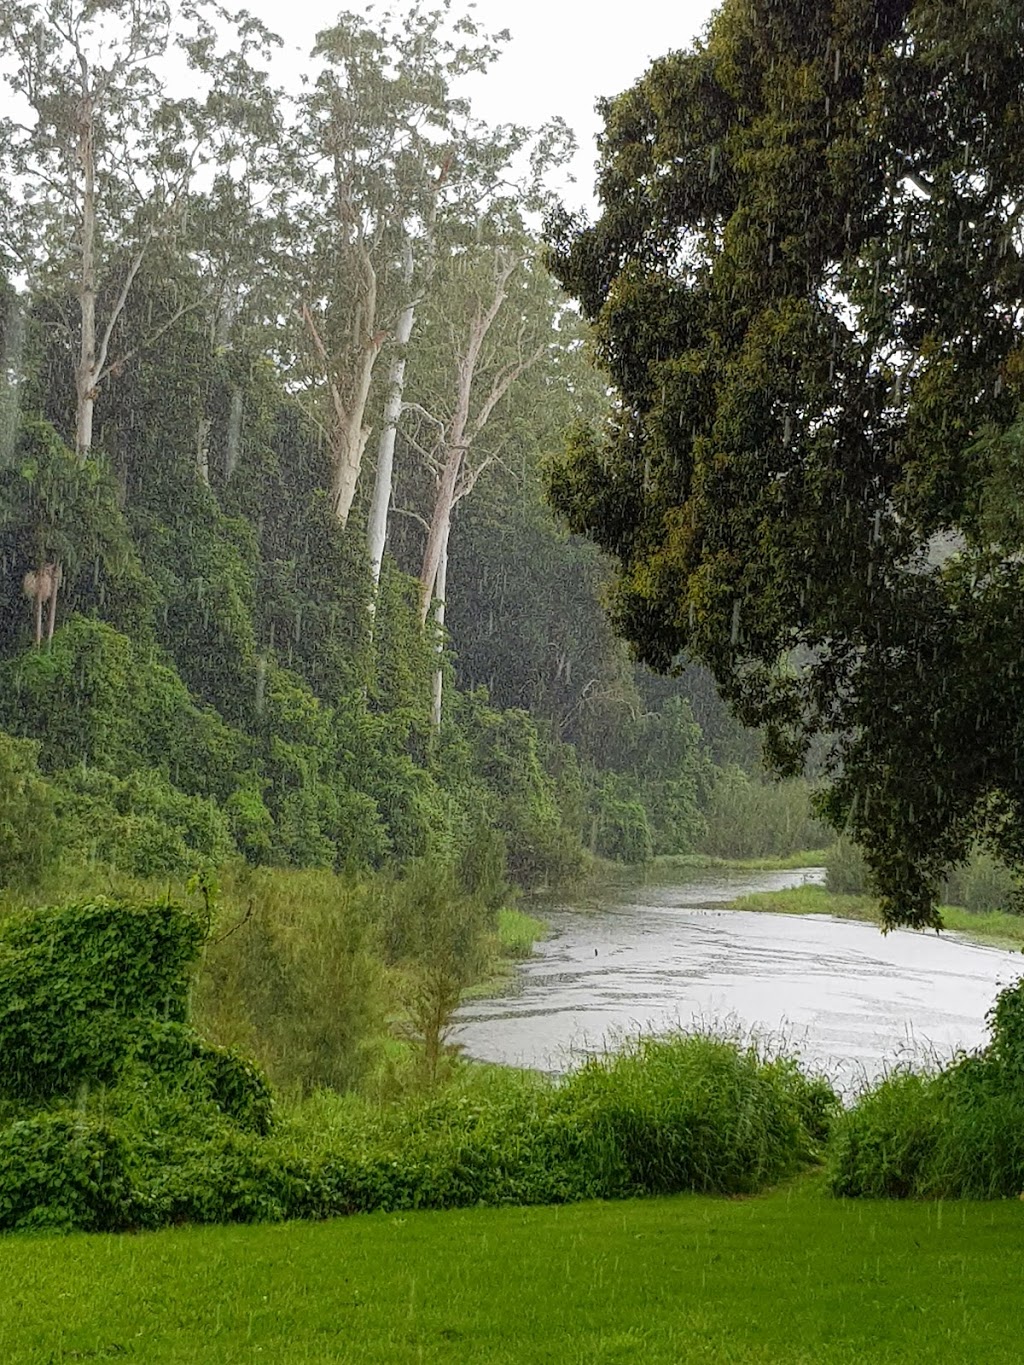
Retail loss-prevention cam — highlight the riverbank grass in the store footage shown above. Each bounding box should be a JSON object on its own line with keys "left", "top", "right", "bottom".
{"left": 4, "top": 1174, "right": 1024, "bottom": 1364}
{"left": 728, "top": 883, "right": 1024, "bottom": 950}
{"left": 655, "top": 849, "right": 829, "bottom": 872}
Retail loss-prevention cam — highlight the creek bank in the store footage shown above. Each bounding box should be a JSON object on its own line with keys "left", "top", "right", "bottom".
{"left": 727, "top": 882, "right": 1024, "bottom": 952}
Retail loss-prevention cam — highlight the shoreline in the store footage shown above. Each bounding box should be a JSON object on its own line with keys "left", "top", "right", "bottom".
{"left": 725, "top": 882, "right": 1024, "bottom": 952}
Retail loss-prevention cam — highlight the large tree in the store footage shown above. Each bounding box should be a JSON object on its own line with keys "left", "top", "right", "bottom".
{"left": 546, "top": 0, "right": 1024, "bottom": 928}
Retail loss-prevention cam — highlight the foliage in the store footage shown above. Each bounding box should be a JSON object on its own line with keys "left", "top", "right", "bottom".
{"left": 702, "top": 768, "right": 827, "bottom": 860}
{"left": 0, "top": 897, "right": 204, "bottom": 1100}
{"left": 825, "top": 836, "right": 870, "bottom": 896}
{"left": 53, "top": 767, "right": 234, "bottom": 876}
{"left": 0, "top": 417, "right": 154, "bottom": 653}
{"left": 0, "top": 1113, "right": 134, "bottom": 1233}
{"left": 0, "top": 732, "right": 56, "bottom": 887}
{"left": 830, "top": 975, "right": 1024, "bottom": 1198}
{"left": 0, "top": 616, "right": 245, "bottom": 801}
{"left": 589, "top": 774, "right": 653, "bottom": 864}
{"left": 194, "top": 870, "right": 386, "bottom": 1097}
{"left": 546, "top": 0, "right": 1024, "bottom": 928}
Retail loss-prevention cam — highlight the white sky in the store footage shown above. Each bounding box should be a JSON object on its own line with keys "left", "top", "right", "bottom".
{"left": 243, "top": 0, "right": 720, "bottom": 210}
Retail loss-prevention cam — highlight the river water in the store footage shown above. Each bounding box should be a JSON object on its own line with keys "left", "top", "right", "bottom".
{"left": 454, "top": 868, "right": 1024, "bottom": 1094}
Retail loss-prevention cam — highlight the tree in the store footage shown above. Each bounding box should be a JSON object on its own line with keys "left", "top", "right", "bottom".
{"left": 0, "top": 0, "right": 281, "bottom": 460}
{"left": 287, "top": 4, "right": 505, "bottom": 530}
{"left": 546, "top": 0, "right": 1024, "bottom": 928}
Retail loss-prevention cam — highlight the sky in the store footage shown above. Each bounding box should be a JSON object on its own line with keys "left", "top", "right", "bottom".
{"left": 243, "top": 0, "right": 720, "bottom": 210}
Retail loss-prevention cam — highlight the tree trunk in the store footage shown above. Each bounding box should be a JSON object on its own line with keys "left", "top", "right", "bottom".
{"left": 197, "top": 416, "right": 211, "bottom": 486}
{"left": 419, "top": 447, "right": 462, "bottom": 624}
{"left": 430, "top": 535, "right": 448, "bottom": 731}
{"left": 225, "top": 388, "right": 243, "bottom": 480}
{"left": 367, "top": 238, "right": 416, "bottom": 592}
{"left": 45, "top": 565, "right": 61, "bottom": 648}
{"left": 329, "top": 404, "right": 374, "bottom": 526}
{"left": 418, "top": 253, "right": 517, "bottom": 622}
{"left": 75, "top": 86, "right": 98, "bottom": 461}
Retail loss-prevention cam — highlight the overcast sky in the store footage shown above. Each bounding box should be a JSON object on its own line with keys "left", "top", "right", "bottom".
{"left": 244, "top": 0, "right": 720, "bottom": 209}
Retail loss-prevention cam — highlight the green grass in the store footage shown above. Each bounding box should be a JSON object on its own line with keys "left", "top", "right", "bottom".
{"left": 496, "top": 906, "right": 547, "bottom": 959}
{"left": 728, "top": 883, "right": 1024, "bottom": 949}
{"left": 2, "top": 1174, "right": 1023, "bottom": 1363}
{"left": 654, "top": 849, "right": 829, "bottom": 872}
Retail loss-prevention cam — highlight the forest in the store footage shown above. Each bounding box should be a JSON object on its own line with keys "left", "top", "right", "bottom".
{"left": 5, "top": 16, "right": 1024, "bottom": 1359}
{"left": 0, "top": 3, "right": 824, "bottom": 912}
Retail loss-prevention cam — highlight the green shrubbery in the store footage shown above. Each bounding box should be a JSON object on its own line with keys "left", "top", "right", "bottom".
{"left": 826, "top": 837, "right": 1022, "bottom": 913}
{"left": 0, "top": 893, "right": 835, "bottom": 1232}
{"left": 702, "top": 768, "right": 827, "bottom": 859}
{"left": 830, "top": 975, "right": 1024, "bottom": 1198}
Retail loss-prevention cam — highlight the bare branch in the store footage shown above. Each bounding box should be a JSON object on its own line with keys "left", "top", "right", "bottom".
{"left": 95, "top": 239, "right": 150, "bottom": 378}
{"left": 97, "top": 301, "right": 199, "bottom": 385}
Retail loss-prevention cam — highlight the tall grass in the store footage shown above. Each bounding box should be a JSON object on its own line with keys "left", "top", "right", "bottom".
{"left": 276, "top": 1029, "right": 837, "bottom": 1217}
{"left": 829, "top": 975, "right": 1024, "bottom": 1198}
{"left": 700, "top": 769, "right": 828, "bottom": 859}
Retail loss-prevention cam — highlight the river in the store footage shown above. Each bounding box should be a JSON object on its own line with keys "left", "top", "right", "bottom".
{"left": 454, "top": 867, "right": 1024, "bottom": 1094}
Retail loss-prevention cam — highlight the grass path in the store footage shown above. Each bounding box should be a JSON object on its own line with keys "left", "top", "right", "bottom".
{"left": 3, "top": 1176, "right": 1024, "bottom": 1363}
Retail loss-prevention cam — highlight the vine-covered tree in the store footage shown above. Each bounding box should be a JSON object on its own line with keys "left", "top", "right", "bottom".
{"left": 546, "top": 0, "right": 1024, "bottom": 927}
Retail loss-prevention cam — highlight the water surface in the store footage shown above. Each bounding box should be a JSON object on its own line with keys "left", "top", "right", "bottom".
{"left": 455, "top": 868, "right": 1023, "bottom": 1093}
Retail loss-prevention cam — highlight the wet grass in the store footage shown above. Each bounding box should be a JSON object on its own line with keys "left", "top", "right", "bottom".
{"left": 728, "top": 884, "right": 1024, "bottom": 950}
{"left": 654, "top": 849, "right": 829, "bottom": 872}
{"left": 3, "top": 1174, "right": 1023, "bottom": 1363}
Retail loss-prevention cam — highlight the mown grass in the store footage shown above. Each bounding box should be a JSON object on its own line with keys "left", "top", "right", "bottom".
{"left": 3, "top": 1174, "right": 1024, "bottom": 1363}
{"left": 728, "top": 883, "right": 1024, "bottom": 949}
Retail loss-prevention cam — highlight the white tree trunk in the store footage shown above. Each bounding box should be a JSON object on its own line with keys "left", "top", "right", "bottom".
{"left": 196, "top": 415, "right": 211, "bottom": 485}
{"left": 418, "top": 252, "right": 518, "bottom": 622}
{"left": 367, "top": 238, "right": 416, "bottom": 592}
{"left": 430, "top": 534, "right": 448, "bottom": 731}
{"left": 75, "top": 87, "right": 98, "bottom": 460}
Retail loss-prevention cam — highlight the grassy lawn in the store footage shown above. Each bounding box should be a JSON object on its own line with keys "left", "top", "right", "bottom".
{"left": 2, "top": 1175, "right": 1022, "bottom": 1363}
{"left": 729, "top": 883, "right": 1024, "bottom": 950}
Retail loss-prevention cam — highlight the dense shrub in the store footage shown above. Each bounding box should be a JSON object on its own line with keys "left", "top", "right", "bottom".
{"left": 0, "top": 731, "right": 56, "bottom": 887}
{"left": 0, "top": 1113, "right": 134, "bottom": 1232}
{"left": 0, "top": 617, "right": 245, "bottom": 802}
{"left": 557, "top": 1034, "right": 833, "bottom": 1196}
{"left": 0, "top": 1026, "right": 834, "bottom": 1232}
{"left": 829, "top": 975, "right": 1024, "bottom": 1198}
{"left": 943, "top": 852, "right": 1021, "bottom": 914}
{"left": 0, "top": 898, "right": 205, "bottom": 1100}
{"left": 54, "top": 767, "right": 235, "bottom": 876}
{"left": 193, "top": 871, "right": 385, "bottom": 1096}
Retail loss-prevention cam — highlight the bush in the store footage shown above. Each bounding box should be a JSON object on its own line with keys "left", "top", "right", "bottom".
{"left": 0, "top": 1113, "right": 134, "bottom": 1232}
{"left": 943, "top": 851, "right": 1021, "bottom": 914}
{"left": 193, "top": 870, "right": 385, "bottom": 1096}
{"left": 54, "top": 767, "right": 235, "bottom": 876}
{"left": 0, "top": 898, "right": 205, "bottom": 1101}
{"left": 0, "top": 731, "right": 56, "bottom": 887}
{"left": 829, "top": 975, "right": 1024, "bottom": 1198}
{"left": 557, "top": 1033, "right": 833, "bottom": 1196}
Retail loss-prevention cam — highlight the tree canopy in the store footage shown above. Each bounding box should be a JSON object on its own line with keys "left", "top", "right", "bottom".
{"left": 546, "top": 0, "right": 1024, "bottom": 928}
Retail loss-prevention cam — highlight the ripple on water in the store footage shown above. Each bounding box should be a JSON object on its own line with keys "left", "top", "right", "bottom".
{"left": 454, "top": 870, "right": 1023, "bottom": 1094}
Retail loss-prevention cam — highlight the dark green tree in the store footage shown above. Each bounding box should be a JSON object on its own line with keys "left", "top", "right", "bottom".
{"left": 547, "top": 0, "right": 1024, "bottom": 927}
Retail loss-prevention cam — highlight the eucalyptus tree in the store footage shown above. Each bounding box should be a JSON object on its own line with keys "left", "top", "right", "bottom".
{"left": 0, "top": 0, "right": 282, "bottom": 462}
{"left": 396, "top": 247, "right": 565, "bottom": 727}
{"left": 547, "top": 0, "right": 1024, "bottom": 927}
{"left": 287, "top": 4, "right": 506, "bottom": 533}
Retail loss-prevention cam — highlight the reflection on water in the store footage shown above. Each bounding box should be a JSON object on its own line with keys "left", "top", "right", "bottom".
{"left": 454, "top": 868, "right": 1024, "bottom": 1094}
